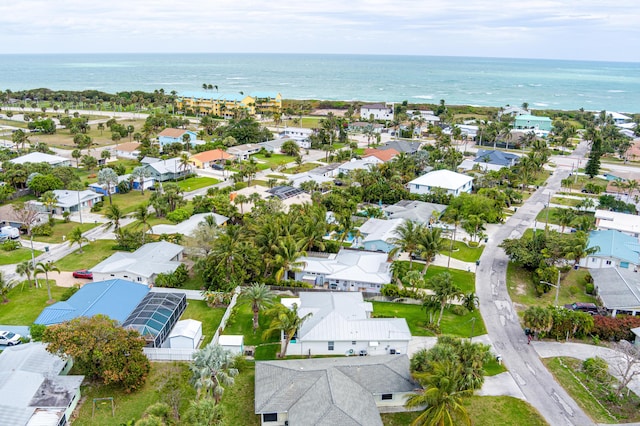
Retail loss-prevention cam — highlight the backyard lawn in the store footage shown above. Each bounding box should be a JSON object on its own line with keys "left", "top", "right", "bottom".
{"left": 0, "top": 284, "right": 67, "bottom": 324}
{"left": 175, "top": 175, "right": 220, "bottom": 191}
{"left": 222, "top": 298, "right": 281, "bottom": 359}
{"left": 32, "top": 220, "right": 100, "bottom": 244}
{"left": 180, "top": 300, "right": 226, "bottom": 346}
{"left": 0, "top": 247, "right": 42, "bottom": 265}
{"left": 221, "top": 365, "right": 260, "bottom": 426}
{"left": 442, "top": 240, "right": 485, "bottom": 263}
{"left": 55, "top": 239, "right": 120, "bottom": 271}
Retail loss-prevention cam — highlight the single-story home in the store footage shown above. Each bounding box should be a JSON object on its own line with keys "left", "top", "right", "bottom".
{"left": 113, "top": 141, "right": 141, "bottom": 159}
{"left": 143, "top": 157, "right": 192, "bottom": 182}
{"left": 382, "top": 200, "right": 447, "bottom": 225}
{"left": 255, "top": 355, "right": 420, "bottom": 426}
{"left": 363, "top": 148, "right": 399, "bottom": 162}
{"left": 337, "top": 157, "right": 382, "bottom": 175}
{"left": 0, "top": 203, "right": 47, "bottom": 229}
{"left": 357, "top": 218, "right": 405, "bottom": 253}
{"left": 281, "top": 292, "right": 411, "bottom": 357}
{"left": 258, "top": 137, "right": 293, "bottom": 153}
{"left": 189, "top": 149, "right": 234, "bottom": 169}
{"left": 35, "top": 279, "right": 150, "bottom": 325}
{"left": 597, "top": 111, "right": 632, "bottom": 125}
{"left": 308, "top": 162, "right": 341, "bottom": 178}
{"left": 513, "top": 114, "right": 552, "bottom": 132}
{"left": 408, "top": 169, "right": 473, "bottom": 196}
{"left": 0, "top": 343, "right": 84, "bottom": 426}
{"left": 348, "top": 121, "right": 385, "bottom": 134}
{"left": 378, "top": 140, "right": 423, "bottom": 154}
{"left": 89, "top": 173, "right": 154, "bottom": 195}
{"left": 459, "top": 149, "right": 521, "bottom": 172}
{"left": 294, "top": 249, "right": 392, "bottom": 293}
{"left": 158, "top": 128, "right": 197, "bottom": 147}
{"left": 226, "top": 143, "right": 262, "bottom": 160}
{"left": 8, "top": 152, "right": 71, "bottom": 167}
{"left": 218, "top": 335, "right": 244, "bottom": 355}
{"left": 91, "top": 241, "right": 184, "bottom": 285}
{"left": 149, "top": 212, "right": 228, "bottom": 236}
{"left": 579, "top": 230, "right": 640, "bottom": 270}
{"left": 360, "top": 103, "right": 394, "bottom": 121}
{"left": 288, "top": 171, "right": 334, "bottom": 189}
{"left": 589, "top": 268, "right": 640, "bottom": 317}
{"left": 35, "top": 190, "right": 103, "bottom": 214}
{"left": 595, "top": 210, "right": 640, "bottom": 237}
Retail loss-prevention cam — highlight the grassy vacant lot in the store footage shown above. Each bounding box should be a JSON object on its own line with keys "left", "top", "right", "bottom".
{"left": 506, "top": 262, "right": 596, "bottom": 312}
{"left": 0, "top": 284, "right": 67, "bottom": 324}
{"left": 442, "top": 240, "right": 485, "bottom": 263}
{"left": 96, "top": 191, "right": 152, "bottom": 214}
{"left": 56, "top": 239, "right": 119, "bottom": 271}
{"left": 32, "top": 220, "right": 100, "bottom": 244}
{"left": 282, "top": 162, "right": 321, "bottom": 174}
{"left": 175, "top": 176, "right": 220, "bottom": 191}
{"left": 551, "top": 196, "right": 583, "bottom": 207}
{"left": 398, "top": 263, "right": 476, "bottom": 294}
{"left": 253, "top": 153, "right": 296, "bottom": 169}
{"left": 544, "top": 357, "right": 640, "bottom": 424}
{"left": 535, "top": 207, "right": 594, "bottom": 227}
{"left": 371, "top": 301, "right": 486, "bottom": 338}
{"left": 0, "top": 247, "right": 42, "bottom": 265}
{"left": 36, "top": 118, "right": 146, "bottom": 148}
{"left": 180, "top": 300, "right": 226, "bottom": 346}
{"left": 381, "top": 396, "right": 546, "bottom": 426}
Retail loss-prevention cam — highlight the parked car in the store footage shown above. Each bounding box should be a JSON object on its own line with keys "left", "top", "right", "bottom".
{"left": 0, "top": 226, "right": 20, "bottom": 239}
{"left": 564, "top": 302, "right": 599, "bottom": 315}
{"left": 0, "top": 330, "right": 22, "bottom": 346}
{"left": 72, "top": 269, "right": 93, "bottom": 279}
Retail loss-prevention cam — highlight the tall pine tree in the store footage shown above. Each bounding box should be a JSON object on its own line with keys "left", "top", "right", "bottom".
{"left": 585, "top": 134, "right": 602, "bottom": 178}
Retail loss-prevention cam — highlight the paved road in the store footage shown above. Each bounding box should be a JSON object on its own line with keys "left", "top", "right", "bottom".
{"left": 476, "top": 141, "right": 595, "bottom": 426}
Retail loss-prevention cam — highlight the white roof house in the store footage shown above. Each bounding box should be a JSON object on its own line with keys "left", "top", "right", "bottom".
{"left": 9, "top": 152, "right": 70, "bottom": 167}
{"left": 288, "top": 171, "right": 334, "bottom": 189}
{"left": 595, "top": 210, "right": 640, "bottom": 237}
{"left": 408, "top": 170, "right": 473, "bottom": 196}
{"left": 597, "top": 111, "right": 632, "bottom": 124}
{"left": 34, "top": 190, "right": 103, "bottom": 214}
{"left": 168, "top": 319, "right": 202, "bottom": 349}
{"left": 294, "top": 249, "right": 392, "bottom": 293}
{"left": 149, "top": 212, "right": 228, "bottom": 236}
{"left": 337, "top": 157, "right": 381, "bottom": 175}
{"left": 91, "top": 241, "right": 184, "bottom": 285}
{"left": 360, "top": 103, "right": 394, "bottom": 121}
{"left": 382, "top": 200, "right": 447, "bottom": 225}
{"left": 281, "top": 292, "right": 411, "bottom": 357}
{"left": 357, "top": 218, "right": 405, "bottom": 253}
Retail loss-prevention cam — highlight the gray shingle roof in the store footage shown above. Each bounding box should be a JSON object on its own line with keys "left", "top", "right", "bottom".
{"left": 590, "top": 268, "right": 640, "bottom": 310}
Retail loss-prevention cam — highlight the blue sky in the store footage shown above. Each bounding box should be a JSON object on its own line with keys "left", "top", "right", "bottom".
{"left": 1, "top": 0, "right": 637, "bottom": 61}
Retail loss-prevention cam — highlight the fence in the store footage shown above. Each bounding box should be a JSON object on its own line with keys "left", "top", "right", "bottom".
{"left": 210, "top": 286, "right": 241, "bottom": 346}
{"left": 143, "top": 347, "right": 196, "bottom": 361}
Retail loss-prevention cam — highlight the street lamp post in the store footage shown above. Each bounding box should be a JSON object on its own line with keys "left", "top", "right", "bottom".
{"left": 540, "top": 269, "right": 562, "bottom": 306}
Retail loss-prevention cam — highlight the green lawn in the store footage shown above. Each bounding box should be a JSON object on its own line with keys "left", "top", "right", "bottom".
{"left": 221, "top": 365, "right": 260, "bottom": 426}
{"left": 0, "top": 247, "right": 42, "bottom": 265}
{"left": 382, "top": 396, "right": 546, "bottom": 426}
{"left": 506, "top": 262, "right": 596, "bottom": 312}
{"left": 180, "top": 300, "right": 226, "bottom": 346}
{"left": 422, "top": 264, "right": 477, "bottom": 293}
{"left": 175, "top": 176, "right": 220, "bottom": 191}
{"left": 371, "top": 301, "right": 486, "bottom": 338}
{"left": 32, "top": 220, "right": 100, "bottom": 244}
{"left": 0, "top": 284, "right": 67, "bottom": 324}
{"left": 442, "top": 241, "right": 485, "bottom": 263}
{"left": 222, "top": 300, "right": 280, "bottom": 347}
{"left": 282, "top": 162, "right": 321, "bottom": 174}
{"left": 55, "top": 239, "right": 120, "bottom": 271}
{"left": 535, "top": 207, "right": 594, "bottom": 227}
{"left": 96, "top": 192, "right": 152, "bottom": 214}
{"left": 550, "top": 196, "right": 582, "bottom": 207}
{"left": 252, "top": 153, "right": 296, "bottom": 168}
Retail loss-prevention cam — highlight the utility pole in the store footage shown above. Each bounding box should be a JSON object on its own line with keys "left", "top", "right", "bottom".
{"left": 540, "top": 269, "right": 562, "bottom": 306}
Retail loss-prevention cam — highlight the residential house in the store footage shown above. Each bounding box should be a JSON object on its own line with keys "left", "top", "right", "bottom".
{"left": 378, "top": 140, "right": 423, "bottom": 154}
{"left": 143, "top": 157, "right": 192, "bottom": 182}
{"left": 8, "top": 152, "right": 71, "bottom": 167}
{"left": 459, "top": 149, "right": 521, "bottom": 172}
{"left": 0, "top": 203, "right": 47, "bottom": 229}
{"left": 89, "top": 173, "right": 154, "bottom": 195}
{"left": 348, "top": 121, "right": 384, "bottom": 134}
{"left": 279, "top": 127, "right": 313, "bottom": 148}
{"left": 382, "top": 200, "right": 447, "bottom": 225}
{"left": 35, "top": 190, "right": 103, "bottom": 214}
{"left": 357, "top": 218, "right": 405, "bottom": 253}
{"left": 113, "top": 141, "right": 141, "bottom": 159}
{"left": 589, "top": 268, "right": 640, "bottom": 317}
{"left": 499, "top": 105, "right": 530, "bottom": 117}
{"left": 226, "top": 143, "right": 262, "bottom": 160}
{"left": 308, "top": 162, "right": 341, "bottom": 178}
{"left": 363, "top": 148, "right": 399, "bottom": 162}
{"left": 281, "top": 292, "right": 411, "bottom": 357}
{"left": 0, "top": 343, "right": 84, "bottom": 426}
{"left": 294, "top": 249, "right": 392, "bottom": 293}
{"left": 189, "top": 149, "right": 234, "bottom": 169}
{"left": 408, "top": 170, "right": 473, "bottom": 196}
{"left": 513, "top": 114, "right": 552, "bottom": 132}
{"left": 258, "top": 137, "right": 298, "bottom": 153}
{"left": 595, "top": 210, "right": 640, "bottom": 237}
{"left": 149, "top": 212, "right": 228, "bottom": 236}
{"left": 255, "top": 355, "right": 420, "bottom": 426}
{"left": 598, "top": 111, "right": 633, "bottom": 125}
{"left": 231, "top": 185, "right": 311, "bottom": 213}
{"left": 337, "top": 157, "right": 382, "bottom": 175}
{"left": 360, "top": 103, "right": 395, "bottom": 121}
{"left": 157, "top": 128, "right": 197, "bottom": 147}
{"left": 444, "top": 124, "right": 478, "bottom": 139}
{"left": 91, "top": 241, "right": 184, "bottom": 285}
{"left": 579, "top": 230, "right": 640, "bottom": 270}
{"left": 288, "top": 171, "right": 334, "bottom": 189}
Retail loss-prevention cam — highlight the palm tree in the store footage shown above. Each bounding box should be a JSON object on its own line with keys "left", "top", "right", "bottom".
{"left": 179, "top": 153, "right": 191, "bottom": 180}
{"left": 390, "top": 221, "right": 425, "bottom": 269}
{"left": 239, "top": 283, "right": 275, "bottom": 332}
{"left": 131, "top": 166, "right": 151, "bottom": 195}
{"left": 273, "top": 237, "right": 306, "bottom": 282}
{"left": 233, "top": 194, "right": 249, "bottom": 214}
{"left": 406, "top": 361, "right": 472, "bottom": 426}
{"left": 0, "top": 271, "right": 15, "bottom": 303}
{"left": 16, "top": 260, "right": 34, "bottom": 287}
{"left": 97, "top": 167, "right": 119, "bottom": 205}
{"left": 40, "top": 191, "right": 58, "bottom": 218}
{"left": 263, "top": 303, "right": 313, "bottom": 358}
{"left": 105, "top": 204, "right": 124, "bottom": 231}
{"left": 35, "top": 261, "right": 60, "bottom": 302}
{"left": 415, "top": 227, "right": 444, "bottom": 275}
{"left": 190, "top": 344, "right": 238, "bottom": 402}
{"left": 134, "top": 203, "right": 153, "bottom": 242}
{"left": 429, "top": 272, "right": 463, "bottom": 327}
{"left": 441, "top": 208, "right": 463, "bottom": 269}
{"left": 68, "top": 226, "right": 89, "bottom": 253}
{"left": 556, "top": 208, "right": 575, "bottom": 233}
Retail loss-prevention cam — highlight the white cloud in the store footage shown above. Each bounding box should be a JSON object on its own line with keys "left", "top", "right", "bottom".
{"left": 0, "top": 0, "right": 637, "bottom": 60}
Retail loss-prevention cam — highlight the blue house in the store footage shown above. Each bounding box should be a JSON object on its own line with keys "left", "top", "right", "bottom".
{"left": 157, "top": 128, "right": 197, "bottom": 147}
{"left": 579, "top": 230, "right": 640, "bottom": 270}
{"left": 34, "top": 279, "right": 150, "bottom": 325}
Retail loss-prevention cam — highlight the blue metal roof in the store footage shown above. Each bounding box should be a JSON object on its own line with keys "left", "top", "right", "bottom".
{"left": 34, "top": 279, "right": 150, "bottom": 326}
{"left": 588, "top": 230, "right": 640, "bottom": 265}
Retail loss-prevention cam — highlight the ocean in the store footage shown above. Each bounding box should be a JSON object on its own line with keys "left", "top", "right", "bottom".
{"left": 0, "top": 53, "right": 638, "bottom": 113}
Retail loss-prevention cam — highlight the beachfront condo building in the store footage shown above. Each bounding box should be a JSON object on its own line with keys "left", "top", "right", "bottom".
{"left": 176, "top": 91, "right": 282, "bottom": 118}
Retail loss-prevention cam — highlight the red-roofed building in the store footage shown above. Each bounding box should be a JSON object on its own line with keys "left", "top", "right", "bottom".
{"left": 363, "top": 148, "right": 399, "bottom": 162}
{"left": 190, "top": 149, "right": 234, "bottom": 169}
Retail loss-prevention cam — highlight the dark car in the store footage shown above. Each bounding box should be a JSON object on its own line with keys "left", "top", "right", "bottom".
{"left": 564, "top": 302, "right": 599, "bottom": 315}
{"left": 72, "top": 269, "right": 93, "bottom": 279}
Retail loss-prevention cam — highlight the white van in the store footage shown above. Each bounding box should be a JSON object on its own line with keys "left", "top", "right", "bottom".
{"left": 0, "top": 226, "right": 20, "bottom": 239}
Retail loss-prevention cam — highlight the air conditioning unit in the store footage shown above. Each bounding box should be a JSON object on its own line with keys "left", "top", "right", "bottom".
{"left": 389, "top": 349, "right": 396, "bottom": 354}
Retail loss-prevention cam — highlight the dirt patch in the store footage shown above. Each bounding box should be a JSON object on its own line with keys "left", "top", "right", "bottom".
{"left": 311, "top": 109, "right": 347, "bottom": 117}
{"left": 53, "top": 271, "right": 92, "bottom": 288}
{"left": 515, "top": 283, "right": 527, "bottom": 295}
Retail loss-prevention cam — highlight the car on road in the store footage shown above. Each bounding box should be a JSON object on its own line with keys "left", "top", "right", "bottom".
{"left": 72, "top": 269, "right": 93, "bottom": 279}
{"left": 0, "top": 330, "right": 22, "bottom": 346}
{"left": 564, "top": 302, "right": 599, "bottom": 315}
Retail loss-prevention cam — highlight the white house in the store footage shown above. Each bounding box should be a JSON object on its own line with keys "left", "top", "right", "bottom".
{"left": 337, "top": 157, "right": 382, "bottom": 175}
{"left": 226, "top": 143, "right": 262, "bottom": 160}
{"left": 279, "top": 127, "right": 313, "bottom": 148}
{"left": 218, "top": 335, "right": 245, "bottom": 355}
{"left": 408, "top": 169, "right": 473, "bottom": 196}
{"left": 113, "top": 142, "right": 141, "bottom": 159}
{"left": 91, "top": 241, "right": 184, "bottom": 285}
{"left": 288, "top": 171, "right": 334, "bottom": 189}
{"left": 149, "top": 212, "right": 228, "bottom": 236}
{"left": 579, "top": 230, "right": 640, "bottom": 270}
{"left": 282, "top": 292, "right": 411, "bottom": 357}
{"left": 255, "top": 355, "right": 420, "bottom": 426}
{"left": 382, "top": 200, "right": 447, "bottom": 225}
{"left": 357, "top": 218, "right": 405, "bottom": 253}
{"left": 361, "top": 103, "right": 395, "bottom": 121}
{"left": 9, "top": 152, "right": 71, "bottom": 167}
{"left": 595, "top": 210, "right": 640, "bottom": 237}
{"left": 168, "top": 319, "right": 202, "bottom": 349}
{"left": 597, "top": 111, "right": 632, "bottom": 125}
{"left": 294, "top": 249, "right": 392, "bottom": 293}
{"left": 35, "top": 190, "right": 103, "bottom": 214}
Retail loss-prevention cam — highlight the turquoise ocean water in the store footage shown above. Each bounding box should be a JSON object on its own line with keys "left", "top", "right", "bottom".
{"left": 0, "top": 53, "right": 638, "bottom": 112}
